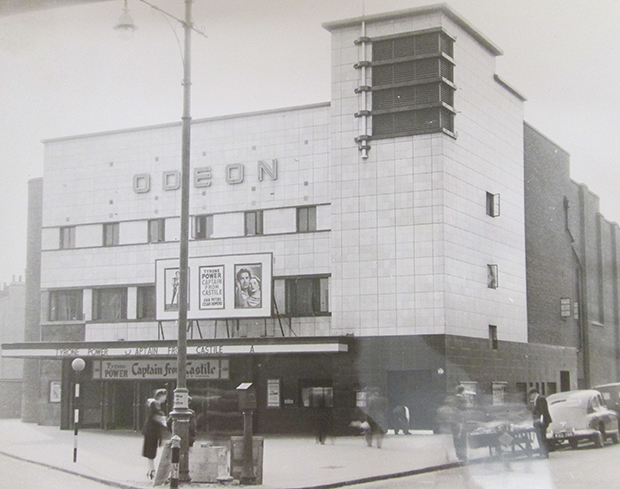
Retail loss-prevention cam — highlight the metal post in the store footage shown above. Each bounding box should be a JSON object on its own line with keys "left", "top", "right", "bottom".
{"left": 169, "top": 0, "right": 193, "bottom": 483}
{"left": 73, "top": 381, "right": 79, "bottom": 463}
{"left": 70, "top": 357, "right": 85, "bottom": 463}
{"left": 240, "top": 410, "right": 255, "bottom": 485}
{"left": 170, "top": 435, "right": 181, "bottom": 489}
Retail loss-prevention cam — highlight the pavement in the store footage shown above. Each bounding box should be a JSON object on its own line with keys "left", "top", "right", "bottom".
{"left": 0, "top": 419, "right": 472, "bottom": 489}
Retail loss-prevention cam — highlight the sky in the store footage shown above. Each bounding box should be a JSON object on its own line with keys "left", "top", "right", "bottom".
{"left": 1, "top": 0, "right": 620, "bottom": 287}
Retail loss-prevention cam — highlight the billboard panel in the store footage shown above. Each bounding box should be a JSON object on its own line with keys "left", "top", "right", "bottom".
{"left": 156, "top": 253, "right": 272, "bottom": 320}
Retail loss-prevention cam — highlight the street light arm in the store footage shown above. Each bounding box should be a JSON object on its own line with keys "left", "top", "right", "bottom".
{"left": 136, "top": 0, "right": 208, "bottom": 40}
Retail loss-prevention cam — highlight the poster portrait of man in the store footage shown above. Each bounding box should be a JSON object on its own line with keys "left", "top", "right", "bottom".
{"left": 164, "top": 268, "right": 190, "bottom": 311}
{"left": 234, "top": 264, "right": 262, "bottom": 309}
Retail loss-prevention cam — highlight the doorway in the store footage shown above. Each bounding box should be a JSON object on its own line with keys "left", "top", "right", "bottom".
{"left": 387, "top": 370, "right": 439, "bottom": 430}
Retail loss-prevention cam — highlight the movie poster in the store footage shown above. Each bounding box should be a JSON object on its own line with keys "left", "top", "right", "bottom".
{"left": 234, "top": 263, "right": 262, "bottom": 309}
{"left": 199, "top": 265, "right": 224, "bottom": 309}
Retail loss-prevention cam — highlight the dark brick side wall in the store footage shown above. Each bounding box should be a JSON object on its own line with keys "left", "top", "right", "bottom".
{"left": 524, "top": 124, "right": 580, "bottom": 348}
{"left": 445, "top": 335, "right": 577, "bottom": 397}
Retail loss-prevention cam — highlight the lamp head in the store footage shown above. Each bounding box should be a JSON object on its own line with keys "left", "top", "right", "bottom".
{"left": 71, "top": 357, "right": 86, "bottom": 372}
{"left": 114, "top": 0, "right": 137, "bottom": 40}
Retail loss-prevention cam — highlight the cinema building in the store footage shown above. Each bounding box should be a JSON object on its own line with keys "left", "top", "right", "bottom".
{"left": 6, "top": 4, "right": 620, "bottom": 434}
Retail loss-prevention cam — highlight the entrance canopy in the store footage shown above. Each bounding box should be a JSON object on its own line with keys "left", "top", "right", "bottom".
{"left": 1, "top": 336, "right": 350, "bottom": 359}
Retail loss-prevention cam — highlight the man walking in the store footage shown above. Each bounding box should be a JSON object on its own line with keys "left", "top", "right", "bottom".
{"left": 528, "top": 387, "right": 552, "bottom": 458}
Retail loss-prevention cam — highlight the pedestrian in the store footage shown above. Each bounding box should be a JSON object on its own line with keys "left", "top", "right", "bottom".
{"left": 392, "top": 405, "right": 411, "bottom": 434}
{"left": 528, "top": 387, "right": 552, "bottom": 458}
{"left": 363, "top": 388, "right": 388, "bottom": 448}
{"left": 142, "top": 389, "right": 168, "bottom": 480}
{"left": 312, "top": 394, "right": 332, "bottom": 444}
{"left": 452, "top": 385, "right": 468, "bottom": 461}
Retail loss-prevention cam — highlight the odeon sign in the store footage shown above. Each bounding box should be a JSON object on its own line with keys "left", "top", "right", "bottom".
{"left": 133, "top": 159, "right": 278, "bottom": 193}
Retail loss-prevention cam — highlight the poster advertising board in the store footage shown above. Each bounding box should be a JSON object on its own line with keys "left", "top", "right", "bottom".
{"left": 92, "top": 359, "right": 230, "bottom": 380}
{"left": 156, "top": 253, "right": 272, "bottom": 320}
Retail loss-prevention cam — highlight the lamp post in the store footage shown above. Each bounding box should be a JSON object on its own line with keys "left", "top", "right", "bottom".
{"left": 71, "top": 357, "right": 86, "bottom": 463}
{"left": 114, "top": 0, "right": 205, "bottom": 482}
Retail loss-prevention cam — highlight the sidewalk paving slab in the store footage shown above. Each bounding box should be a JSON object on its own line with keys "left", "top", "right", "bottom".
{"left": 0, "top": 420, "right": 465, "bottom": 489}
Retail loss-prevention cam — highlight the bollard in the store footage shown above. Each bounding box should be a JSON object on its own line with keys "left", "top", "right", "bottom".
{"left": 170, "top": 435, "right": 181, "bottom": 489}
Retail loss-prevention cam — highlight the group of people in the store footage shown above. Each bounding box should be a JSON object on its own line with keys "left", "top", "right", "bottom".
{"left": 235, "top": 268, "right": 261, "bottom": 308}
{"left": 436, "top": 385, "right": 552, "bottom": 462}
{"left": 143, "top": 384, "right": 553, "bottom": 478}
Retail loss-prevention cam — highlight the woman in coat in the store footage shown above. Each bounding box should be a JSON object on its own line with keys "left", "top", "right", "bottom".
{"left": 142, "top": 389, "right": 168, "bottom": 479}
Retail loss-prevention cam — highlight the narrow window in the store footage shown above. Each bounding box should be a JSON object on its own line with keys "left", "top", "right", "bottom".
{"left": 93, "top": 287, "right": 127, "bottom": 320}
{"left": 297, "top": 206, "right": 317, "bottom": 233}
{"left": 489, "top": 325, "right": 498, "bottom": 350}
{"left": 49, "top": 289, "right": 83, "bottom": 321}
{"left": 137, "top": 285, "right": 156, "bottom": 319}
{"left": 194, "top": 214, "right": 213, "bottom": 240}
{"left": 103, "top": 222, "right": 119, "bottom": 247}
{"left": 59, "top": 226, "right": 76, "bottom": 249}
{"left": 245, "top": 210, "right": 264, "bottom": 236}
{"left": 486, "top": 192, "right": 500, "bottom": 217}
{"left": 560, "top": 297, "right": 571, "bottom": 319}
{"left": 148, "top": 219, "right": 165, "bottom": 243}
{"left": 487, "top": 264, "right": 499, "bottom": 289}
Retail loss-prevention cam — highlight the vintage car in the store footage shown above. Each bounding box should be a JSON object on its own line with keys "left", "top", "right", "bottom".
{"left": 546, "top": 389, "right": 620, "bottom": 449}
{"left": 594, "top": 383, "right": 620, "bottom": 417}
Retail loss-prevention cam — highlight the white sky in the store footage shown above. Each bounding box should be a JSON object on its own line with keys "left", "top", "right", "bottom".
{"left": 1, "top": 0, "right": 619, "bottom": 286}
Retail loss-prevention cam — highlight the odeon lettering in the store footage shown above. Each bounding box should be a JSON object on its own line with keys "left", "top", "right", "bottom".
{"left": 133, "top": 159, "right": 277, "bottom": 193}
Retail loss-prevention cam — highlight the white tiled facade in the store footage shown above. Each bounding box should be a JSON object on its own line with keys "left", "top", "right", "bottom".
{"left": 325, "top": 8, "right": 528, "bottom": 342}
{"left": 40, "top": 5, "right": 527, "bottom": 346}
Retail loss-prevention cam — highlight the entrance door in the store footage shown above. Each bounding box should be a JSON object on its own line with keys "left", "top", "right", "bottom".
{"left": 105, "top": 382, "right": 135, "bottom": 429}
{"left": 387, "top": 370, "right": 438, "bottom": 430}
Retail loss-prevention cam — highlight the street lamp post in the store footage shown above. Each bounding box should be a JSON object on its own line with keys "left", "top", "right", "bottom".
{"left": 71, "top": 357, "right": 86, "bottom": 463}
{"left": 115, "top": 0, "right": 203, "bottom": 482}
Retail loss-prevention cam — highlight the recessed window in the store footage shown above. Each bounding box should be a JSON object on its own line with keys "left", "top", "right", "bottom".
{"left": 59, "top": 226, "right": 76, "bottom": 249}
{"left": 194, "top": 214, "right": 213, "bottom": 240}
{"left": 489, "top": 325, "right": 498, "bottom": 350}
{"left": 93, "top": 287, "right": 127, "bottom": 320}
{"left": 245, "top": 210, "right": 263, "bottom": 236}
{"left": 148, "top": 219, "right": 165, "bottom": 243}
{"left": 103, "top": 222, "right": 119, "bottom": 247}
{"left": 487, "top": 264, "right": 499, "bottom": 289}
{"left": 300, "top": 384, "right": 333, "bottom": 408}
{"left": 297, "top": 206, "right": 317, "bottom": 233}
{"left": 49, "top": 289, "right": 83, "bottom": 321}
{"left": 274, "top": 275, "right": 329, "bottom": 316}
{"left": 486, "top": 192, "right": 500, "bottom": 217}
{"left": 137, "top": 286, "right": 156, "bottom": 319}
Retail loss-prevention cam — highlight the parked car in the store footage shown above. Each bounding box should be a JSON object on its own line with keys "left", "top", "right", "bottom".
{"left": 546, "top": 389, "right": 620, "bottom": 449}
{"left": 594, "top": 383, "right": 620, "bottom": 417}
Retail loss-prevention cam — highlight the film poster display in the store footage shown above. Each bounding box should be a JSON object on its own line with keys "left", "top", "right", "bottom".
{"left": 156, "top": 253, "right": 272, "bottom": 320}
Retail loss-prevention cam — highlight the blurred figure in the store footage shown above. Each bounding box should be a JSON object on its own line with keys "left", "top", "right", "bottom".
{"left": 528, "top": 387, "right": 552, "bottom": 458}
{"left": 312, "top": 394, "right": 332, "bottom": 444}
{"left": 392, "top": 404, "right": 411, "bottom": 435}
{"left": 436, "top": 386, "right": 468, "bottom": 461}
{"left": 363, "top": 388, "right": 389, "bottom": 448}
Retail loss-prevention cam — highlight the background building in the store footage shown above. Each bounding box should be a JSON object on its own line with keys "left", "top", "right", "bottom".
{"left": 4, "top": 4, "right": 619, "bottom": 434}
{"left": 0, "top": 277, "right": 25, "bottom": 418}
